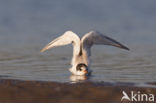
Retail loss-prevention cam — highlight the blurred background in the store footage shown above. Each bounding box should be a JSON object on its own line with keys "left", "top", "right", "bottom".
{"left": 0, "top": 0, "right": 156, "bottom": 83}
{"left": 0, "top": 0, "right": 156, "bottom": 45}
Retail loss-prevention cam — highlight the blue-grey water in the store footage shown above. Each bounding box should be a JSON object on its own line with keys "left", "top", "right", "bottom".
{"left": 0, "top": 0, "right": 156, "bottom": 84}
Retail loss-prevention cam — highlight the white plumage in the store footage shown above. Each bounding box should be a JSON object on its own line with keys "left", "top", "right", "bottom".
{"left": 41, "top": 31, "right": 129, "bottom": 75}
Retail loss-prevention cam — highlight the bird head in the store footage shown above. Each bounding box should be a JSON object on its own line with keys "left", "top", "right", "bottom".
{"left": 76, "top": 63, "right": 88, "bottom": 75}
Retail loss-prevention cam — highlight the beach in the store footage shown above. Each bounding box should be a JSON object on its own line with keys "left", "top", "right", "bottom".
{"left": 0, "top": 79, "right": 155, "bottom": 103}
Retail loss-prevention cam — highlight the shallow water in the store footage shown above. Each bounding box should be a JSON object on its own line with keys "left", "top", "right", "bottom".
{"left": 0, "top": 0, "right": 156, "bottom": 84}
{"left": 0, "top": 44, "right": 156, "bottom": 84}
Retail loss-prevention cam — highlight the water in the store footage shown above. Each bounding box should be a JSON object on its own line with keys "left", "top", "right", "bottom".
{"left": 0, "top": 0, "right": 156, "bottom": 84}
{"left": 0, "top": 44, "right": 156, "bottom": 84}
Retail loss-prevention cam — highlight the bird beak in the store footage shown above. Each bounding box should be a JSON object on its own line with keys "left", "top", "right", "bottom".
{"left": 83, "top": 70, "right": 88, "bottom": 74}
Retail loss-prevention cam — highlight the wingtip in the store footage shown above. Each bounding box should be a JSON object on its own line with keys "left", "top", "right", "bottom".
{"left": 40, "top": 50, "right": 44, "bottom": 53}
{"left": 123, "top": 46, "right": 130, "bottom": 51}
{"left": 127, "top": 48, "right": 130, "bottom": 51}
{"left": 119, "top": 45, "right": 130, "bottom": 51}
{"left": 40, "top": 48, "right": 46, "bottom": 53}
{"left": 112, "top": 44, "right": 130, "bottom": 51}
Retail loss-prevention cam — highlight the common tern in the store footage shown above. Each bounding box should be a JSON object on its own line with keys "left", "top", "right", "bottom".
{"left": 41, "top": 31, "right": 129, "bottom": 75}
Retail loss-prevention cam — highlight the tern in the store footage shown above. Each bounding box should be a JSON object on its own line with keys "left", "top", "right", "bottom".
{"left": 41, "top": 31, "right": 129, "bottom": 75}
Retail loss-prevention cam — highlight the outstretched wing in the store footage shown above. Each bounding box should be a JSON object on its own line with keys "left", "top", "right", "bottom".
{"left": 81, "top": 31, "right": 129, "bottom": 50}
{"left": 40, "top": 31, "right": 80, "bottom": 52}
{"left": 81, "top": 31, "right": 129, "bottom": 56}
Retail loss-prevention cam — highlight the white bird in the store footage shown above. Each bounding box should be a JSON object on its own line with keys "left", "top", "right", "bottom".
{"left": 41, "top": 31, "right": 129, "bottom": 75}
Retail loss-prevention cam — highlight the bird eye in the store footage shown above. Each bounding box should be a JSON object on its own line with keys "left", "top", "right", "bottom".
{"left": 77, "top": 67, "right": 82, "bottom": 71}
{"left": 76, "top": 63, "right": 87, "bottom": 71}
{"left": 71, "top": 41, "right": 74, "bottom": 44}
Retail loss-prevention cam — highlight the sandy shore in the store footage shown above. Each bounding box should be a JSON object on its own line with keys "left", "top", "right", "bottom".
{"left": 0, "top": 79, "right": 155, "bottom": 103}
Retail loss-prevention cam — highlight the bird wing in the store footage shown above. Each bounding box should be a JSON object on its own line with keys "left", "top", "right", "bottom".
{"left": 81, "top": 31, "right": 129, "bottom": 54}
{"left": 40, "top": 31, "right": 80, "bottom": 52}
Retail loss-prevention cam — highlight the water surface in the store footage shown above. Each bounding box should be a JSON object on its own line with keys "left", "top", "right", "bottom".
{"left": 0, "top": 44, "right": 156, "bottom": 84}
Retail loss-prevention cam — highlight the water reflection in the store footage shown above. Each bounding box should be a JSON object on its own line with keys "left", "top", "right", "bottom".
{"left": 69, "top": 75, "right": 90, "bottom": 83}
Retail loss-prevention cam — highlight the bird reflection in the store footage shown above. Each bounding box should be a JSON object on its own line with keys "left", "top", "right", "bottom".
{"left": 69, "top": 75, "right": 89, "bottom": 83}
